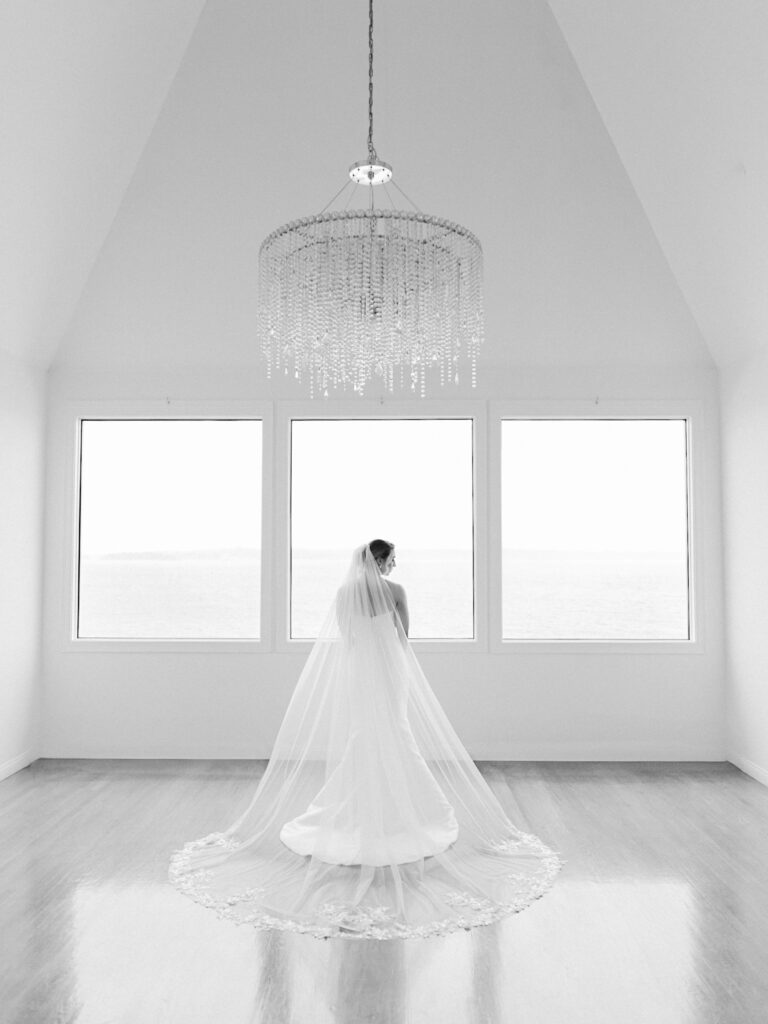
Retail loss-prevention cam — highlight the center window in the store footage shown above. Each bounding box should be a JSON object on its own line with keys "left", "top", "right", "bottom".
{"left": 290, "top": 419, "right": 475, "bottom": 640}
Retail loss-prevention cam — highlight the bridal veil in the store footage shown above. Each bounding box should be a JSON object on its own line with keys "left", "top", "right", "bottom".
{"left": 170, "top": 544, "right": 561, "bottom": 939}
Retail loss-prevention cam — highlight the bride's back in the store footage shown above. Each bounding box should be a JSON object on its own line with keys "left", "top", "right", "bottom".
{"left": 336, "top": 578, "right": 392, "bottom": 624}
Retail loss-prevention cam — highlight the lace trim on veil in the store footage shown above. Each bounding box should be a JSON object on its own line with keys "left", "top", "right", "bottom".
{"left": 169, "top": 831, "right": 563, "bottom": 941}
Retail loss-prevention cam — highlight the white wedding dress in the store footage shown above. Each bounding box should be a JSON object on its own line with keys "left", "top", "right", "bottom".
{"left": 170, "top": 546, "right": 561, "bottom": 939}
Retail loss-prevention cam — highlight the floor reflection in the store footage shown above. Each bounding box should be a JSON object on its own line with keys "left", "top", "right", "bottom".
{"left": 66, "top": 878, "right": 695, "bottom": 1024}
{"left": 4, "top": 761, "right": 768, "bottom": 1024}
{"left": 332, "top": 938, "right": 405, "bottom": 1024}
{"left": 72, "top": 884, "right": 264, "bottom": 1023}
{"left": 489, "top": 880, "right": 695, "bottom": 1022}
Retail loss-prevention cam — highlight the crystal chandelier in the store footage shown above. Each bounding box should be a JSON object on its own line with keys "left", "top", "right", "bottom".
{"left": 259, "top": 0, "right": 484, "bottom": 398}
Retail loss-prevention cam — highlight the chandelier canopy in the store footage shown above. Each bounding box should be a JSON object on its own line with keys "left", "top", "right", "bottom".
{"left": 259, "top": 1, "right": 484, "bottom": 398}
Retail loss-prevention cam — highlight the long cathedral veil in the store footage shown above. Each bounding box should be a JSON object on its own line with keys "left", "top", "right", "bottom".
{"left": 169, "top": 544, "right": 561, "bottom": 939}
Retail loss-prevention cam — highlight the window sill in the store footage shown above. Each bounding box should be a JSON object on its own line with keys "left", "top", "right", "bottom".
{"left": 64, "top": 638, "right": 265, "bottom": 654}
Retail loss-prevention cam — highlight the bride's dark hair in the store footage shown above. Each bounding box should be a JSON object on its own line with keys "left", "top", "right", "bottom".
{"left": 368, "top": 539, "right": 394, "bottom": 562}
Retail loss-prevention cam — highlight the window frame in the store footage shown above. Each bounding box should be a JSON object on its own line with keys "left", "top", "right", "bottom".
{"left": 489, "top": 400, "right": 704, "bottom": 654}
{"left": 275, "top": 401, "right": 488, "bottom": 654}
{"left": 58, "top": 397, "right": 708, "bottom": 656}
{"left": 63, "top": 400, "right": 272, "bottom": 653}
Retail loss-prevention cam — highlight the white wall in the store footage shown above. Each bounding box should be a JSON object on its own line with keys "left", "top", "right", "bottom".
{"left": 721, "top": 350, "right": 768, "bottom": 785}
{"left": 0, "top": 352, "right": 46, "bottom": 779}
{"left": 41, "top": 362, "right": 726, "bottom": 761}
{"left": 39, "top": 0, "right": 726, "bottom": 762}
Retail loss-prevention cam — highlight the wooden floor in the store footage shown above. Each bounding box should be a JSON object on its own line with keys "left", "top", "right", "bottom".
{"left": 2, "top": 760, "right": 767, "bottom": 1024}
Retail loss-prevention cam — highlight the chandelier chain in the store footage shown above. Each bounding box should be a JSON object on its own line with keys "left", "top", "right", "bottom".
{"left": 368, "top": 0, "right": 377, "bottom": 165}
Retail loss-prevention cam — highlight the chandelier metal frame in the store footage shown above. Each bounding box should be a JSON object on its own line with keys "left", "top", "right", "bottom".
{"left": 259, "top": 0, "right": 484, "bottom": 397}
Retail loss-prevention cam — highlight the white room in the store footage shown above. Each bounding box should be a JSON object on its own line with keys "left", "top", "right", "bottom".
{"left": 1, "top": 1, "right": 767, "bottom": 1022}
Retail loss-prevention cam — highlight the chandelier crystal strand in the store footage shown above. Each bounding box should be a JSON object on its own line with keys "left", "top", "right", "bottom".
{"left": 258, "top": 0, "right": 483, "bottom": 396}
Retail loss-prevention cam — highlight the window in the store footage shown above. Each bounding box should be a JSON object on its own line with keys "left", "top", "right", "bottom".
{"left": 77, "top": 420, "right": 262, "bottom": 640}
{"left": 290, "top": 419, "right": 474, "bottom": 640}
{"left": 501, "top": 419, "right": 690, "bottom": 640}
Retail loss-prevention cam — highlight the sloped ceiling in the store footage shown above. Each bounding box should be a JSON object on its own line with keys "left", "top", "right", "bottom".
{"left": 0, "top": 0, "right": 206, "bottom": 365}
{"left": 547, "top": 0, "right": 768, "bottom": 368}
{"left": 4, "top": 1, "right": 764, "bottom": 371}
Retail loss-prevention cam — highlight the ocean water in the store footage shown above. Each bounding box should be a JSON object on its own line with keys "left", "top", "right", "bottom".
{"left": 502, "top": 550, "right": 688, "bottom": 640}
{"left": 290, "top": 550, "right": 475, "bottom": 639}
{"left": 78, "top": 551, "right": 262, "bottom": 639}
{"left": 78, "top": 548, "right": 688, "bottom": 641}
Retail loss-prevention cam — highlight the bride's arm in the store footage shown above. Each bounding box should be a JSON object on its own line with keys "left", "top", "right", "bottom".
{"left": 387, "top": 581, "right": 410, "bottom": 637}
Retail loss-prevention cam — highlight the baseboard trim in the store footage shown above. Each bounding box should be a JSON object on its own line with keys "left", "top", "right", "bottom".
{"left": 728, "top": 753, "right": 768, "bottom": 788}
{"left": 0, "top": 749, "right": 37, "bottom": 782}
{"left": 40, "top": 750, "right": 727, "bottom": 763}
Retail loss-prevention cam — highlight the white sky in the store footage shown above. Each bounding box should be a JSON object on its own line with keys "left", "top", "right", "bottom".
{"left": 501, "top": 419, "right": 688, "bottom": 553}
{"left": 79, "top": 417, "right": 688, "bottom": 558}
{"left": 80, "top": 420, "right": 262, "bottom": 555}
{"left": 291, "top": 419, "right": 474, "bottom": 550}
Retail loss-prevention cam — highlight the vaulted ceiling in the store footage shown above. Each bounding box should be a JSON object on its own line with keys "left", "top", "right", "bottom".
{"left": 549, "top": 0, "right": 768, "bottom": 370}
{"left": 0, "top": 0, "right": 206, "bottom": 366}
{"left": 3, "top": 0, "right": 765, "bottom": 371}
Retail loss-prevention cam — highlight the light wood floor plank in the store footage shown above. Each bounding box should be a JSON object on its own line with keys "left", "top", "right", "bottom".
{"left": 1, "top": 760, "right": 767, "bottom": 1024}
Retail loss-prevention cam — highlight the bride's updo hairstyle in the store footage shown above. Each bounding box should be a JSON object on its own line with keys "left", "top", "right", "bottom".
{"left": 368, "top": 539, "right": 394, "bottom": 564}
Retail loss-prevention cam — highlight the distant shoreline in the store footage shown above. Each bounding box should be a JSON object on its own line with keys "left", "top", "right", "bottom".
{"left": 83, "top": 548, "right": 682, "bottom": 561}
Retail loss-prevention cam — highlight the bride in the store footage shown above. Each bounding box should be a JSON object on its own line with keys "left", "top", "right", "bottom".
{"left": 170, "top": 540, "right": 561, "bottom": 939}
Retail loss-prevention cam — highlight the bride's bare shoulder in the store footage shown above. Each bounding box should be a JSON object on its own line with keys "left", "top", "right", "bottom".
{"left": 385, "top": 580, "right": 406, "bottom": 600}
